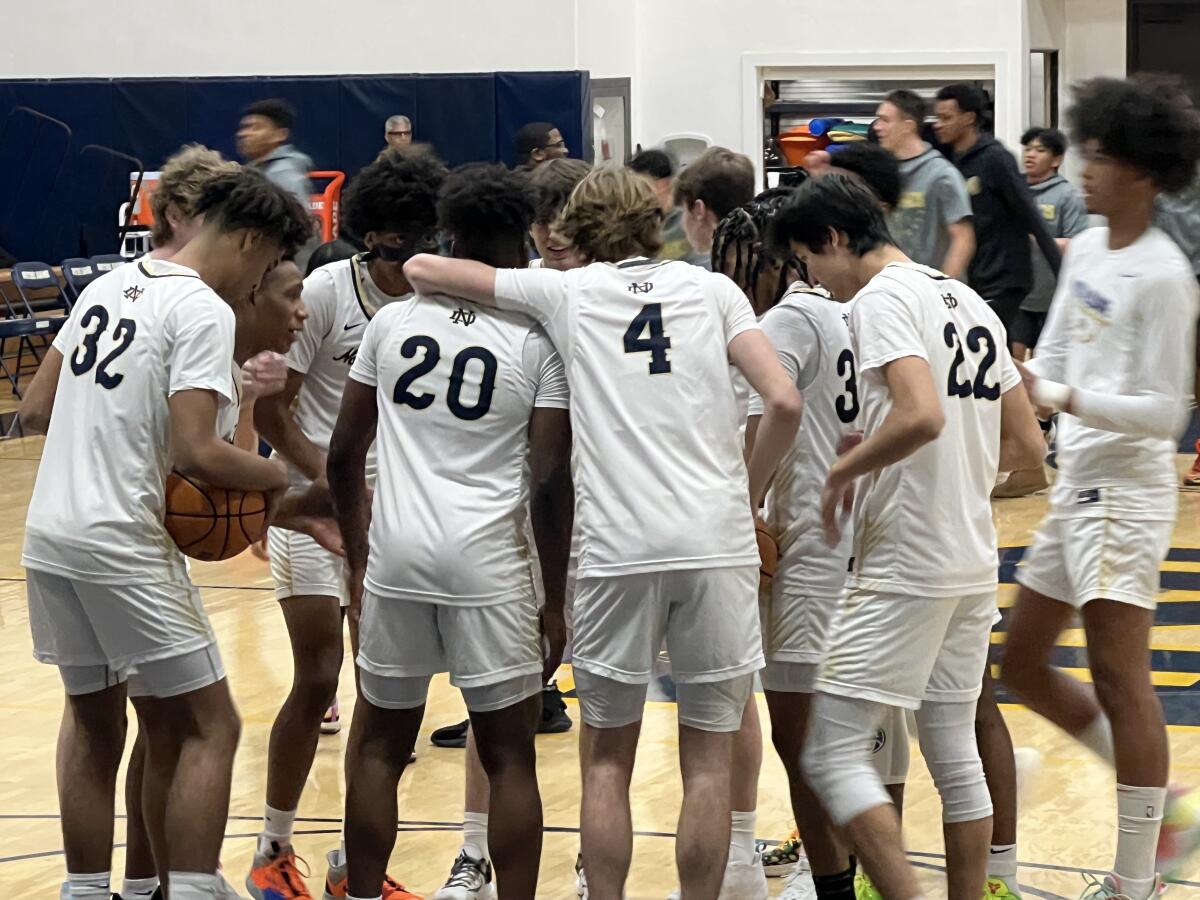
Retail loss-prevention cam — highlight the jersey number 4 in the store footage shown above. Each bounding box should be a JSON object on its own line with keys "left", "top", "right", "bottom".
{"left": 392, "top": 335, "right": 497, "bottom": 421}
{"left": 623, "top": 303, "right": 671, "bottom": 374}
{"left": 69, "top": 305, "right": 137, "bottom": 389}
{"left": 943, "top": 323, "right": 1000, "bottom": 401}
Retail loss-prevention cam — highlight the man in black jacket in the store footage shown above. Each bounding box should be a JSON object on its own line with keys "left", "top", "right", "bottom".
{"left": 934, "top": 83, "right": 1062, "bottom": 334}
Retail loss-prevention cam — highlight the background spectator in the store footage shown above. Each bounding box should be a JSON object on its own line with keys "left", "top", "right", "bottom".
{"left": 515, "top": 122, "right": 569, "bottom": 168}
{"left": 385, "top": 115, "right": 413, "bottom": 150}
{"left": 629, "top": 148, "right": 690, "bottom": 261}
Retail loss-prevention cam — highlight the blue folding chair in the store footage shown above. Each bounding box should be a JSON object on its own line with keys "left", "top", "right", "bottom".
{"left": 60, "top": 257, "right": 100, "bottom": 303}
{"left": 90, "top": 253, "right": 127, "bottom": 274}
{"left": 1, "top": 262, "right": 71, "bottom": 396}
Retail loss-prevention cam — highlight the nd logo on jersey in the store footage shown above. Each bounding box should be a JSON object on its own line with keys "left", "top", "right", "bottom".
{"left": 450, "top": 307, "right": 476, "bottom": 327}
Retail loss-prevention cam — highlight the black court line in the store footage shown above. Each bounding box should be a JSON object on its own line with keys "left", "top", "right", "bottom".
{"left": 0, "top": 575, "right": 274, "bottom": 593}
{"left": 5, "top": 816, "right": 1199, "bottom": 896}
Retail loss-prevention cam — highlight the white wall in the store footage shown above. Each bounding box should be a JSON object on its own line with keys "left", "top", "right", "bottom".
{"left": 1064, "top": 0, "right": 1126, "bottom": 87}
{"left": 1, "top": 0, "right": 578, "bottom": 77}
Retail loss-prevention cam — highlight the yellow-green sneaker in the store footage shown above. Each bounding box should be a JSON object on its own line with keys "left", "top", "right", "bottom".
{"left": 985, "top": 876, "right": 1022, "bottom": 900}
{"left": 855, "top": 870, "right": 883, "bottom": 900}
{"left": 759, "top": 829, "right": 802, "bottom": 877}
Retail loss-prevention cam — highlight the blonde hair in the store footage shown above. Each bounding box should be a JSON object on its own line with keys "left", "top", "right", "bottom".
{"left": 554, "top": 166, "right": 663, "bottom": 263}
{"left": 150, "top": 144, "right": 239, "bottom": 246}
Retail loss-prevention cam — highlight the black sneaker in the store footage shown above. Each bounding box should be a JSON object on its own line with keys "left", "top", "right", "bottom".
{"left": 431, "top": 718, "right": 470, "bottom": 748}
{"left": 539, "top": 681, "right": 572, "bottom": 734}
{"left": 113, "top": 890, "right": 164, "bottom": 900}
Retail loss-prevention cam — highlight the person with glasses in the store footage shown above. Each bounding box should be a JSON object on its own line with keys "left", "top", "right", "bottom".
{"left": 384, "top": 115, "right": 413, "bottom": 150}
{"left": 514, "top": 121, "right": 569, "bottom": 168}
{"left": 247, "top": 148, "right": 447, "bottom": 900}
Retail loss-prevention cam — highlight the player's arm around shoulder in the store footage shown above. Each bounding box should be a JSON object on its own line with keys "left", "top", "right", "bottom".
{"left": 404, "top": 253, "right": 499, "bottom": 306}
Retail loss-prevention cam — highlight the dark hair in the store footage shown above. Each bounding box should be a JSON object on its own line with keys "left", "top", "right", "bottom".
{"left": 936, "top": 83, "right": 987, "bottom": 120}
{"left": 193, "top": 168, "right": 313, "bottom": 257}
{"left": 343, "top": 149, "right": 447, "bottom": 237}
{"left": 529, "top": 158, "right": 592, "bottom": 224}
{"left": 673, "top": 147, "right": 756, "bottom": 220}
{"left": 1025, "top": 127, "right": 1068, "bottom": 158}
{"left": 884, "top": 89, "right": 927, "bottom": 125}
{"left": 769, "top": 174, "right": 894, "bottom": 257}
{"left": 438, "top": 163, "right": 536, "bottom": 264}
{"left": 306, "top": 238, "right": 359, "bottom": 276}
{"left": 827, "top": 143, "right": 902, "bottom": 209}
{"left": 628, "top": 148, "right": 676, "bottom": 180}
{"left": 712, "top": 187, "right": 796, "bottom": 302}
{"left": 1020, "top": 127, "right": 1044, "bottom": 146}
{"left": 1069, "top": 76, "right": 1200, "bottom": 193}
{"left": 243, "top": 98, "right": 295, "bottom": 131}
{"left": 515, "top": 122, "right": 558, "bottom": 165}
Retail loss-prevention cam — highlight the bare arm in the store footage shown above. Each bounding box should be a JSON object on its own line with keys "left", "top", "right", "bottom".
{"left": 327, "top": 378, "right": 379, "bottom": 612}
{"left": 942, "top": 220, "right": 976, "bottom": 280}
{"left": 528, "top": 407, "right": 573, "bottom": 682}
{"left": 255, "top": 369, "right": 326, "bottom": 481}
{"left": 404, "top": 254, "right": 499, "bottom": 307}
{"left": 998, "top": 381, "right": 1045, "bottom": 472}
{"left": 728, "top": 329, "right": 803, "bottom": 507}
{"left": 19, "top": 347, "right": 64, "bottom": 434}
{"left": 169, "top": 389, "right": 289, "bottom": 491}
{"left": 232, "top": 400, "right": 258, "bottom": 452}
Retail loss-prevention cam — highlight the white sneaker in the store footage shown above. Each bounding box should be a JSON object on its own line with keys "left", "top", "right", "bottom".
{"left": 1014, "top": 746, "right": 1043, "bottom": 809}
{"left": 434, "top": 850, "right": 496, "bottom": 900}
{"left": 321, "top": 699, "right": 341, "bottom": 735}
{"left": 779, "top": 856, "right": 817, "bottom": 900}
{"left": 667, "top": 852, "right": 770, "bottom": 900}
{"left": 576, "top": 854, "right": 588, "bottom": 899}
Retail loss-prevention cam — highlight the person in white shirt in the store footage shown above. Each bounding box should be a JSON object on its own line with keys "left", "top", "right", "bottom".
{"left": 771, "top": 174, "right": 1043, "bottom": 900}
{"left": 1002, "top": 76, "right": 1200, "bottom": 900}
{"left": 250, "top": 149, "right": 445, "bottom": 900}
{"left": 404, "top": 166, "right": 803, "bottom": 900}
{"left": 20, "top": 169, "right": 315, "bottom": 900}
{"left": 328, "top": 164, "right": 573, "bottom": 900}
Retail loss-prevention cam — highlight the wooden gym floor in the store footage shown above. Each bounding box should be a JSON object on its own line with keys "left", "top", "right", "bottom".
{"left": 3, "top": 434, "right": 1200, "bottom": 899}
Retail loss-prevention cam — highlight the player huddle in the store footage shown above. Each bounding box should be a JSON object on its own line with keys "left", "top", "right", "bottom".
{"left": 20, "top": 74, "right": 1200, "bottom": 900}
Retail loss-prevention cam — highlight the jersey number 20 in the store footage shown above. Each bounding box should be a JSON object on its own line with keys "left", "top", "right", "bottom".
{"left": 392, "top": 335, "right": 497, "bottom": 421}
{"left": 69, "top": 305, "right": 137, "bottom": 390}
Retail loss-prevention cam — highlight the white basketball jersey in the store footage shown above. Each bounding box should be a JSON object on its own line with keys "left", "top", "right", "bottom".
{"left": 285, "top": 256, "right": 411, "bottom": 485}
{"left": 751, "top": 285, "right": 858, "bottom": 594}
{"left": 848, "top": 262, "right": 1019, "bottom": 598}
{"left": 349, "top": 293, "right": 568, "bottom": 606}
{"left": 495, "top": 258, "right": 761, "bottom": 578}
{"left": 23, "top": 259, "right": 238, "bottom": 584}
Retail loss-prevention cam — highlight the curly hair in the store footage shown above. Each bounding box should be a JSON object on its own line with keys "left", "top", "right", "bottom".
{"left": 826, "top": 143, "right": 902, "bottom": 210}
{"left": 343, "top": 148, "right": 448, "bottom": 237}
{"left": 193, "top": 168, "right": 313, "bottom": 258}
{"left": 438, "top": 163, "right": 536, "bottom": 261}
{"left": 712, "top": 187, "right": 796, "bottom": 302}
{"left": 150, "top": 144, "right": 238, "bottom": 247}
{"left": 555, "top": 166, "right": 663, "bottom": 264}
{"left": 1069, "top": 75, "right": 1200, "bottom": 193}
{"left": 529, "top": 158, "right": 592, "bottom": 225}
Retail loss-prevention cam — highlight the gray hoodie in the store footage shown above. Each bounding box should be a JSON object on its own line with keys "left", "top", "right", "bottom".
{"left": 254, "top": 143, "right": 314, "bottom": 213}
{"left": 1023, "top": 174, "right": 1088, "bottom": 312}
{"left": 887, "top": 145, "right": 973, "bottom": 270}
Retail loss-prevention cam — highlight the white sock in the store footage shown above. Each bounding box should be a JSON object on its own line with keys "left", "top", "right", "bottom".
{"left": 120, "top": 876, "right": 160, "bottom": 898}
{"left": 260, "top": 804, "right": 297, "bottom": 853}
{"left": 335, "top": 834, "right": 348, "bottom": 869}
{"left": 65, "top": 872, "right": 110, "bottom": 899}
{"left": 988, "top": 844, "right": 1018, "bottom": 881}
{"left": 168, "top": 871, "right": 221, "bottom": 899}
{"left": 463, "top": 810, "right": 489, "bottom": 860}
{"left": 729, "top": 809, "right": 757, "bottom": 866}
{"left": 1113, "top": 784, "right": 1166, "bottom": 900}
{"left": 1075, "top": 715, "right": 1116, "bottom": 765}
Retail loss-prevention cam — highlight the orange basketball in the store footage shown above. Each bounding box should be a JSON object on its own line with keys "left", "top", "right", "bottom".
{"left": 756, "top": 522, "right": 779, "bottom": 589}
{"left": 164, "top": 472, "right": 268, "bottom": 561}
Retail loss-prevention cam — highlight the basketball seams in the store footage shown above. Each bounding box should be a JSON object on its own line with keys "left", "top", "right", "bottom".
{"left": 164, "top": 472, "right": 265, "bottom": 560}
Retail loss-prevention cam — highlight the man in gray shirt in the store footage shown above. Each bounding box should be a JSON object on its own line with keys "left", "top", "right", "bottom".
{"left": 1013, "top": 128, "right": 1088, "bottom": 361}
{"left": 875, "top": 89, "right": 975, "bottom": 277}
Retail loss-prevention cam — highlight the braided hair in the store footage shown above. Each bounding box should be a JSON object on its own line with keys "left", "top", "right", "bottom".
{"left": 711, "top": 187, "right": 799, "bottom": 314}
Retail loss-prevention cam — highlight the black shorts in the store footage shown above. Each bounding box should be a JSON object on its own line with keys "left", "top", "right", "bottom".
{"left": 981, "top": 288, "right": 1026, "bottom": 335}
{"left": 1010, "top": 308, "right": 1047, "bottom": 349}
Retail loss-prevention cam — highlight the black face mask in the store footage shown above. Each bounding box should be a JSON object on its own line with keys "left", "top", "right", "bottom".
{"left": 372, "top": 242, "right": 411, "bottom": 263}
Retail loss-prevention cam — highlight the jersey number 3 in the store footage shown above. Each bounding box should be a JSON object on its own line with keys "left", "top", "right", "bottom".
{"left": 624, "top": 303, "right": 672, "bottom": 374}
{"left": 392, "top": 335, "right": 497, "bottom": 421}
{"left": 69, "top": 305, "right": 137, "bottom": 389}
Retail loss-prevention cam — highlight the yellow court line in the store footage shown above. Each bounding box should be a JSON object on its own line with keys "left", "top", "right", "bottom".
{"left": 1160, "top": 561, "right": 1200, "bottom": 573}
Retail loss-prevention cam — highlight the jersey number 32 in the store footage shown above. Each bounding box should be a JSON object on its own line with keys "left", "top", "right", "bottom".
{"left": 69, "top": 306, "right": 137, "bottom": 390}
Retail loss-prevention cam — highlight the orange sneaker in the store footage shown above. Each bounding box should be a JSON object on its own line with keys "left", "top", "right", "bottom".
{"left": 1183, "top": 454, "right": 1200, "bottom": 490}
{"left": 247, "top": 841, "right": 313, "bottom": 898}
{"left": 322, "top": 848, "right": 423, "bottom": 900}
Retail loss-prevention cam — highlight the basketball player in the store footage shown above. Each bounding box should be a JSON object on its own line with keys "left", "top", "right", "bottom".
{"left": 249, "top": 149, "right": 445, "bottom": 900}
{"left": 404, "top": 166, "right": 804, "bottom": 900}
{"left": 1002, "top": 76, "right": 1200, "bottom": 900}
{"left": 21, "top": 168, "right": 312, "bottom": 900}
{"left": 327, "top": 163, "right": 572, "bottom": 900}
{"left": 430, "top": 156, "right": 591, "bottom": 900}
{"left": 771, "top": 174, "right": 1043, "bottom": 900}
